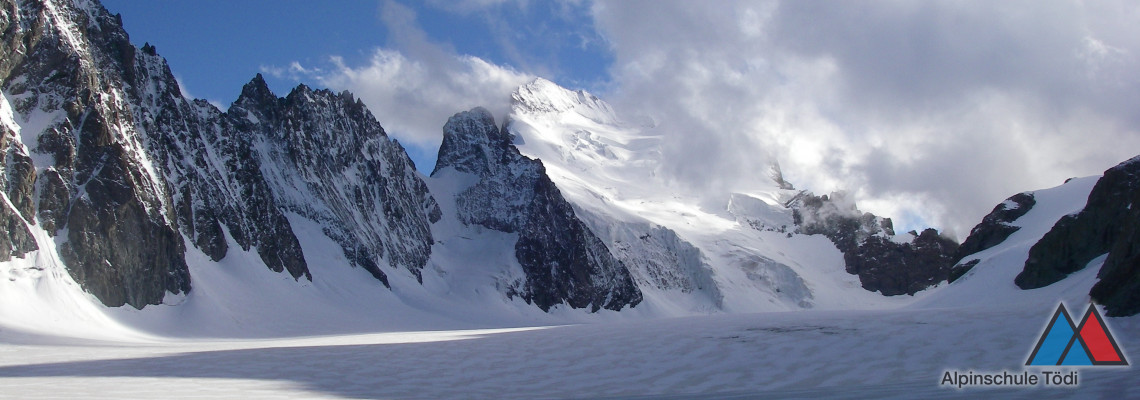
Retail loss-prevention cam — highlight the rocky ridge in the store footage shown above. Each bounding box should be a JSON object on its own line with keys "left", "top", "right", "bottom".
{"left": 0, "top": 0, "right": 440, "bottom": 307}
{"left": 946, "top": 192, "right": 1036, "bottom": 282}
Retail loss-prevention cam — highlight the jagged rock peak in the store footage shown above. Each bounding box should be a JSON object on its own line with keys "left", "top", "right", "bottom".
{"left": 769, "top": 162, "right": 795, "bottom": 190}
{"left": 225, "top": 75, "right": 439, "bottom": 284}
{"left": 433, "top": 107, "right": 510, "bottom": 177}
{"left": 235, "top": 73, "right": 278, "bottom": 108}
{"left": 451, "top": 107, "right": 507, "bottom": 145}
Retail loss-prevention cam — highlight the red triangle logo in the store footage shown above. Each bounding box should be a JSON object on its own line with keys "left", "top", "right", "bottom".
{"left": 1076, "top": 304, "right": 1128, "bottom": 366}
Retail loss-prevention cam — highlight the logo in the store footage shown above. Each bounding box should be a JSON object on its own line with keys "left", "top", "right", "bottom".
{"left": 940, "top": 303, "right": 1128, "bottom": 389}
{"left": 1025, "top": 304, "right": 1128, "bottom": 366}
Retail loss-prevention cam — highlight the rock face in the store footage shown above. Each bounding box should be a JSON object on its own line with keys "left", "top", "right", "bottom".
{"left": 226, "top": 77, "right": 441, "bottom": 285}
{"left": 948, "top": 192, "right": 1035, "bottom": 281}
{"left": 0, "top": 105, "right": 39, "bottom": 261}
{"left": 433, "top": 108, "right": 642, "bottom": 311}
{"left": 844, "top": 229, "right": 960, "bottom": 295}
{"left": 2, "top": 0, "right": 191, "bottom": 307}
{"left": 789, "top": 191, "right": 959, "bottom": 295}
{"left": 0, "top": 0, "right": 439, "bottom": 307}
{"left": 1016, "top": 156, "right": 1140, "bottom": 316}
{"left": 1089, "top": 178, "right": 1140, "bottom": 317}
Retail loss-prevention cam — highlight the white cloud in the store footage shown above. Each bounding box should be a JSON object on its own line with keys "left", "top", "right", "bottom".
{"left": 270, "top": 0, "right": 533, "bottom": 152}
{"left": 591, "top": 0, "right": 1140, "bottom": 237}
{"left": 315, "top": 50, "right": 532, "bottom": 149}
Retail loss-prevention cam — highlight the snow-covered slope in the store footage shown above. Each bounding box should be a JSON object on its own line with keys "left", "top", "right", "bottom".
{"left": 919, "top": 156, "right": 1140, "bottom": 316}
{"left": 505, "top": 78, "right": 914, "bottom": 312}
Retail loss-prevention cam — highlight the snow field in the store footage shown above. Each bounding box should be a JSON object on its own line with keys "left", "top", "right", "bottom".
{"left": 1, "top": 305, "right": 1135, "bottom": 399}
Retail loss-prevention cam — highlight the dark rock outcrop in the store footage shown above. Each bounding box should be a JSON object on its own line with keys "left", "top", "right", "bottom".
{"left": 947, "top": 259, "right": 980, "bottom": 284}
{"left": 844, "top": 228, "right": 960, "bottom": 295}
{"left": 790, "top": 191, "right": 959, "bottom": 295}
{"left": 1016, "top": 156, "right": 1140, "bottom": 316}
{"left": 948, "top": 192, "right": 1035, "bottom": 282}
{"left": 1089, "top": 194, "right": 1140, "bottom": 317}
{"left": 956, "top": 193, "right": 1035, "bottom": 259}
{"left": 433, "top": 108, "right": 642, "bottom": 311}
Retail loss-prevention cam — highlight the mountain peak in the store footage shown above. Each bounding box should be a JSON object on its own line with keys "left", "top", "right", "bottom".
{"left": 432, "top": 107, "right": 510, "bottom": 177}
{"left": 511, "top": 78, "right": 616, "bottom": 125}
{"left": 512, "top": 78, "right": 576, "bottom": 114}
{"left": 234, "top": 73, "right": 278, "bottom": 109}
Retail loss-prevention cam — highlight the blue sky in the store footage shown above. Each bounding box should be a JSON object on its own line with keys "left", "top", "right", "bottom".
{"left": 99, "top": 1, "right": 1140, "bottom": 238}
{"left": 102, "top": 1, "right": 609, "bottom": 108}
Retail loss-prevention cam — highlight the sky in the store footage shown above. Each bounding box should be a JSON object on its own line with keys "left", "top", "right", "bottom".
{"left": 101, "top": 0, "right": 1140, "bottom": 238}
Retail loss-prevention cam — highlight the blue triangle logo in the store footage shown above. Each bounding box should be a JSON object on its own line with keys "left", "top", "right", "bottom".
{"left": 1027, "top": 305, "right": 1081, "bottom": 365}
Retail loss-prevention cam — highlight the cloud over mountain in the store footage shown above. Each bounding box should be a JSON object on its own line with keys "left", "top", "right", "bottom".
{"left": 591, "top": 0, "right": 1140, "bottom": 236}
